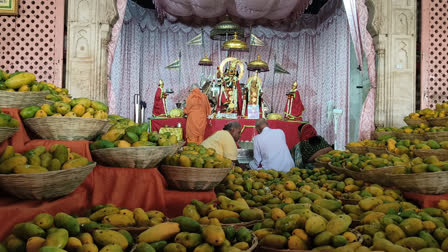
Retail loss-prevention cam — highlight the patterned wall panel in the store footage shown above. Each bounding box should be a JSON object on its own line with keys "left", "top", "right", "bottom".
{"left": 421, "top": 0, "right": 448, "bottom": 109}
{"left": 0, "top": 0, "right": 64, "bottom": 86}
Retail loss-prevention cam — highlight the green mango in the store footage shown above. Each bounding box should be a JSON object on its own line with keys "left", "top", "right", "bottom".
{"left": 20, "top": 106, "right": 40, "bottom": 119}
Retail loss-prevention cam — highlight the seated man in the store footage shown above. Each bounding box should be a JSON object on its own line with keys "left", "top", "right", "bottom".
{"left": 249, "top": 119, "right": 295, "bottom": 172}
{"left": 201, "top": 121, "right": 242, "bottom": 161}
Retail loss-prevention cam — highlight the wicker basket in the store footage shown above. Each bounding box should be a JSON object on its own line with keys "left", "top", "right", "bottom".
{"left": 257, "top": 230, "right": 361, "bottom": 252}
{"left": 386, "top": 171, "right": 448, "bottom": 194}
{"left": 0, "top": 127, "right": 18, "bottom": 143}
{"left": 0, "top": 90, "right": 49, "bottom": 109}
{"left": 343, "top": 169, "right": 364, "bottom": 180}
{"left": 428, "top": 117, "right": 448, "bottom": 127}
{"left": 366, "top": 146, "right": 387, "bottom": 156}
{"left": 327, "top": 162, "right": 348, "bottom": 175}
{"left": 413, "top": 149, "right": 448, "bottom": 161}
{"left": 361, "top": 165, "right": 405, "bottom": 185}
{"left": 345, "top": 145, "right": 367, "bottom": 154}
{"left": 373, "top": 131, "right": 395, "bottom": 139}
{"left": 24, "top": 117, "right": 109, "bottom": 141}
{"left": 396, "top": 132, "right": 426, "bottom": 141}
{"left": 0, "top": 162, "right": 95, "bottom": 200}
{"left": 425, "top": 131, "right": 448, "bottom": 141}
{"left": 92, "top": 141, "right": 184, "bottom": 168}
{"left": 161, "top": 165, "right": 231, "bottom": 191}
{"left": 404, "top": 118, "right": 427, "bottom": 127}
{"left": 314, "top": 160, "right": 330, "bottom": 168}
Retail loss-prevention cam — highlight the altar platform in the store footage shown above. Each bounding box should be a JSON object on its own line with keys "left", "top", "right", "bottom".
{"left": 149, "top": 118, "right": 306, "bottom": 149}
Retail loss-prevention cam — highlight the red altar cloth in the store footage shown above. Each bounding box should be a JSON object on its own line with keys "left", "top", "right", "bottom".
{"left": 150, "top": 118, "right": 304, "bottom": 149}
{"left": 404, "top": 192, "right": 448, "bottom": 208}
{"left": 0, "top": 109, "right": 216, "bottom": 240}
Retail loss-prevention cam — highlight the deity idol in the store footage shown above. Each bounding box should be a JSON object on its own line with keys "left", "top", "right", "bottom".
{"left": 284, "top": 81, "right": 304, "bottom": 120}
{"left": 245, "top": 73, "right": 264, "bottom": 118}
{"left": 152, "top": 80, "right": 169, "bottom": 117}
{"left": 216, "top": 58, "right": 244, "bottom": 115}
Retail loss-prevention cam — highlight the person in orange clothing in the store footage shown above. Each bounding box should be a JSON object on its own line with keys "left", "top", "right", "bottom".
{"left": 184, "top": 84, "right": 211, "bottom": 144}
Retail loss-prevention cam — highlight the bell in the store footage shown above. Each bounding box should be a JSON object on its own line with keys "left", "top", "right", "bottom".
{"left": 210, "top": 16, "right": 244, "bottom": 41}
{"left": 247, "top": 55, "right": 269, "bottom": 72}
{"left": 222, "top": 32, "right": 249, "bottom": 52}
{"left": 198, "top": 53, "right": 213, "bottom": 66}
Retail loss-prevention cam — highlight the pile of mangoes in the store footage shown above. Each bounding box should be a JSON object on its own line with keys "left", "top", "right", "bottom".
{"left": 2, "top": 211, "right": 134, "bottom": 252}
{"left": 0, "top": 111, "right": 19, "bottom": 128}
{"left": 181, "top": 197, "right": 263, "bottom": 225}
{"left": 375, "top": 127, "right": 399, "bottom": 133}
{"left": 90, "top": 123, "right": 178, "bottom": 149}
{"left": 79, "top": 204, "right": 166, "bottom": 229}
{"left": 164, "top": 143, "right": 233, "bottom": 168}
{"left": 20, "top": 98, "right": 108, "bottom": 119}
{"left": 0, "top": 70, "right": 71, "bottom": 102}
{"left": 329, "top": 153, "right": 411, "bottom": 172}
{"left": 406, "top": 103, "right": 448, "bottom": 120}
{"left": 0, "top": 145, "right": 90, "bottom": 174}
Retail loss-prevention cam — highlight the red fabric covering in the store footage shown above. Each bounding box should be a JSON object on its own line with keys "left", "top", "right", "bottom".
{"left": 300, "top": 124, "right": 318, "bottom": 141}
{"left": 284, "top": 89, "right": 305, "bottom": 120}
{"left": 151, "top": 118, "right": 305, "bottom": 149}
{"left": 404, "top": 192, "right": 448, "bottom": 208}
{"left": 0, "top": 109, "right": 216, "bottom": 240}
{"left": 152, "top": 87, "right": 166, "bottom": 116}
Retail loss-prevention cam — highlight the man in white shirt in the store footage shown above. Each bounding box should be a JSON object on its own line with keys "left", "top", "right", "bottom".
{"left": 249, "top": 119, "right": 295, "bottom": 172}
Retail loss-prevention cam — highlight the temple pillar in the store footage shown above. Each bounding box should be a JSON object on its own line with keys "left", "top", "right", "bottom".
{"left": 367, "top": 0, "right": 417, "bottom": 127}
{"left": 65, "top": 0, "right": 118, "bottom": 103}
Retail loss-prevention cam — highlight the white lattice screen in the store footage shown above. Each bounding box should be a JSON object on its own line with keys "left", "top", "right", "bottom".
{"left": 0, "top": 0, "right": 64, "bottom": 86}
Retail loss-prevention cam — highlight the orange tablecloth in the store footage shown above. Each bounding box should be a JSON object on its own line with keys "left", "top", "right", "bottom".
{"left": 150, "top": 118, "right": 305, "bottom": 149}
{"left": 404, "top": 192, "right": 448, "bottom": 208}
{"left": 0, "top": 108, "right": 216, "bottom": 240}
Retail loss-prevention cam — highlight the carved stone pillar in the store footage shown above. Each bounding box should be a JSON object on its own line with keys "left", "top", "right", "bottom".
{"left": 66, "top": 0, "right": 118, "bottom": 103}
{"left": 367, "top": 0, "right": 417, "bottom": 127}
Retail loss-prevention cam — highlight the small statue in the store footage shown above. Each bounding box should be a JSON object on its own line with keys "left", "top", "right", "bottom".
{"left": 284, "top": 81, "right": 304, "bottom": 120}
{"left": 245, "top": 73, "right": 264, "bottom": 118}
{"left": 152, "top": 80, "right": 169, "bottom": 117}
{"left": 216, "top": 58, "right": 244, "bottom": 115}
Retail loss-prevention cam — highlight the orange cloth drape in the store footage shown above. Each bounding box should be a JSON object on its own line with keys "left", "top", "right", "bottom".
{"left": 0, "top": 108, "right": 216, "bottom": 240}
{"left": 184, "top": 88, "right": 211, "bottom": 144}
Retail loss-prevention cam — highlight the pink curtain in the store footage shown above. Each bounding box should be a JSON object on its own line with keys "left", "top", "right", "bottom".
{"left": 342, "top": 0, "right": 363, "bottom": 68}
{"left": 356, "top": 0, "right": 377, "bottom": 140}
{"left": 109, "top": 0, "right": 351, "bottom": 147}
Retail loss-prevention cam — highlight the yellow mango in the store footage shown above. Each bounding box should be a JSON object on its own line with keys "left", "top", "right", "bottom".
{"left": 93, "top": 230, "right": 128, "bottom": 249}
{"left": 78, "top": 233, "right": 94, "bottom": 245}
{"left": 0, "top": 145, "right": 15, "bottom": 163}
{"left": 26, "top": 237, "right": 46, "bottom": 252}
{"left": 65, "top": 237, "right": 82, "bottom": 252}
{"left": 101, "top": 129, "right": 125, "bottom": 143}
{"left": 271, "top": 208, "right": 286, "bottom": 221}
{"left": 102, "top": 214, "right": 135, "bottom": 227}
{"left": 62, "top": 157, "right": 89, "bottom": 170}
{"left": 81, "top": 112, "right": 93, "bottom": 118}
{"left": 14, "top": 165, "right": 48, "bottom": 174}
{"left": 208, "top": 210, "right": 239, "bottom": 222}
{"left": 183, "top": 204, "right": 200, "bottom": 221}
{"left": 64, "top": 112, "right": 77, "bottom": 117}
{"left": 137, "top": 222, "right": 180, "bottom": 243}
{"left": 72, "top": 104, "right": 86, "bottom": 117}
{"left": 134, "top": 208, "right": 150, "bottom": 227}
{"left": 202, "top": 225, "right": 226, "bottom": 246}
{"left": 288, "top": 236, "right": 307, "bottom": 250}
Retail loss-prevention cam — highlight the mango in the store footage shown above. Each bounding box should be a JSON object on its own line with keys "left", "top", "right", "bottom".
{"left": 202, "top": 225, "right": 225, "bottom": 246}
{"left": 93, "top": 230, "right": 128, "bottom": 249}
{"left": 54, "top": 212, "right": 80, "bottom": 236}
{"left": 396, "top": 237, "right": 428, "bottom": 251}
{"left": 0, "top": 156, "right": 27, "bottom": 173}
{"left": 288, "top": 236, "right": 307, "bottom": 250}
{"left": 163, "top": 243, "right": 185, "bottom": 252}
{"left": 400, "top": 218, "right": 424, "bottom": 236}
{"left": 135, "top": 243, "right": 155, "bottom": 252}
{"left": 240, "top": 209, "right": 263, "bottom": 222}
{"left": 137, "top": 222, "right": 181, "bottom": 243}
{"left": 26, "top": 237, "right": 46, "bottom": 252}
{"left": 99, "top": 244, "right": 122, "bottom": 252}
{"left": 5, "top": 72, "right": 36, "bottom": 89}
{"left": 62, "top": 157, "right": 88, "bottom": 170}
{"left": 89, "top": 206, "right": 119, "bottom": 222}
{"left": 102, "top": 214, "right": 135, "bottom": 227}
{"left": 208, "top": 210, "right": 239, "bottom": 222}
{"left": 385, "top": 224, "right": 406, "bottom": 243}
{"left": 78, "top": 244, "right": 98, "bottom": 252}
{"left": 358, "top": 197, "right": 383, "bottom": 211}
{"left": 313, "top": 231, "right": 333, "bottom": 247}
{"left": 170, "top": 216, "right": 201, "bottom": 233}
{"left": 12, "top": 222, "right": 45, "bottom": 240}
{"left": 261, "top": 234, "right": 287, "bottom": 249}
{"left": 236, "top": 227, "right": 251, "bottom": 243}
{"left": 174, "top": 232, "right": 202, "bottom": 249}
{"left": 192, "top": 243, "right": 213, "bottom": 252}
{"left": 327, "top": 215, "right": 351, "bottom": 235}
{"left": 305, "top": 215, "right": 327, "bottom": 236}
{"left": 39, "top": 247, "right": 67, "bottom": 252}
{"left": 33, "top": 213, "right": 54, "bottom": 230}
{"left": 183, "top": 204, "right": 200, "bottom": 221}
{"left": 43, "top": 228, "right": 69, "bottom": 248}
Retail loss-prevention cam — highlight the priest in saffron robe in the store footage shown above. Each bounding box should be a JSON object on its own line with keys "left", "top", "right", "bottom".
{"left": 184, "top": 84, "right": 211, "bottom": 144}
{"left": 284, "top": 81, "right": 304, "bottom": 120}
{"left": 152, "top": 80, "right": 168, "bottom": 117}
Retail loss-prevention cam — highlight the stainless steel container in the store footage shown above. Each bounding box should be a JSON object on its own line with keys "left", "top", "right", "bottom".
{"left": 237, "top": 149, "right": 254, "bottom": 164}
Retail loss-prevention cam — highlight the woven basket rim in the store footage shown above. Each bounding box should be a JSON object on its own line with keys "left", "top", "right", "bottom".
{"left": 161, "top": 164, "right": 233, "bottom": 171}
{"left": 386, "top": 170, "right": 448, "bottom": 177}
{"left": 24, "top": 117, "right": 109, "bottom": 123}
{"left": 413, "top": 148, "right": 448, "bottom": 153}
{"left": 0, "top": 162, "right": 96, "bottom": 177}
{"left": 92, "top": 143, "right": 184, "bottom": 153}
{"left": 404, "top": 118, "right": 427, "bottom": 123}
{"left": 0, "top": 90, "right": 50, "bottom": 95}
{"left": 428, "top": 117, "right": 448, "bottom": 122}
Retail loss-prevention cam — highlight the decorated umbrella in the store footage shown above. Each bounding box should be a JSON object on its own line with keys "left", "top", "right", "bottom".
{"left": 247, "top": 55, "right": 269, "bottom": 72}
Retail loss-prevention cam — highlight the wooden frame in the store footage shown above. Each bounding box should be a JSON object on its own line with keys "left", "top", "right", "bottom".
{"left": 0, "top": 0, "right": 18, "bottom": 15}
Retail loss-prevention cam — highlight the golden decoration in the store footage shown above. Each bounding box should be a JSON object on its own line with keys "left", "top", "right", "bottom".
{"left": 219, "top": 57, "right": 245, "bottom": 82}
{"left": 247, "top": 55, "right": 269, "bottom": 72}
{"left": 247, "top": 73, "right": 263, "bottom": 87}
{"left": 222, "top": 32, "right": 249, "bottom": 52}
